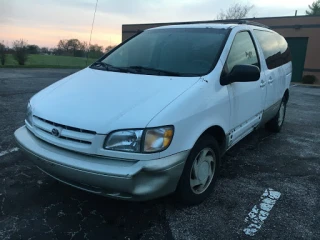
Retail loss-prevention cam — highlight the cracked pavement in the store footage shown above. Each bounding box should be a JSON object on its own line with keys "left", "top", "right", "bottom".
{"left": 0, "top": 68, "right": 320, "bottom": 239}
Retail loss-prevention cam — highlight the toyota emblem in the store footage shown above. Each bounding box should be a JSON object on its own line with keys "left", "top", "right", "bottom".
{"left": 51, "top": 128, "right": 60, "bottom": 137}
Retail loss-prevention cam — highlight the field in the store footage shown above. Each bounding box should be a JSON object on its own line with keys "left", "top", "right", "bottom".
{"left": 0, "top": 54, "right": 97, "bottom": 68}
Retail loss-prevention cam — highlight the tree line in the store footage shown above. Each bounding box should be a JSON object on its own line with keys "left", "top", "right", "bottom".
{"left": 1, "top": 0, "right": 320, "bottom": 66}
{"left": 0, "top": 39, "right": 115, "bottom": 66}
{"left": 56, "top": 39, "right": 114, "bottom": 58}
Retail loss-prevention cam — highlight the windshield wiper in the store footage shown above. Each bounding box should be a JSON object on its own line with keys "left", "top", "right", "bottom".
{"left": 90, "top": 62, "right": 131, "bottom": 73}
{"left": 126, "top": 66, "right": 183, "bottom": 76}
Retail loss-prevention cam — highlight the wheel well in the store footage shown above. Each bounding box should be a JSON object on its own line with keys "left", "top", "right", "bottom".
{"left": 201, "top": 126, "right": 226, "bottom": 153}
{"left": 284, "top": 89, "right": 289, "bottom": 103}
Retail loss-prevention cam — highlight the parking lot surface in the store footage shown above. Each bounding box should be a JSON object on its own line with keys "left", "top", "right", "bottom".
{"left": 0, "top": 68, "right": 319, "bottom": 240}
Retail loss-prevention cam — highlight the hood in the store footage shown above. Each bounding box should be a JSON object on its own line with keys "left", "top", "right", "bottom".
{"left": 31, "top": 68, "right": 199, "bottom": 134}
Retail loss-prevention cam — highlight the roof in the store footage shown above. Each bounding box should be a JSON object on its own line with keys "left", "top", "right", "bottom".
{"left": 139, "top": 20, "right": 271, "bottom": 31}
{"left": 148, "top": 23, "right": 238, "bottom": 30}
{"left": 146, "top": 20, "right": 271, "bottom": 31}
{"left": 122, "top": 15, "right": 320, "bottom": 27}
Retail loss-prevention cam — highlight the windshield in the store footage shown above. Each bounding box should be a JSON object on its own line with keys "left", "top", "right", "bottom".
{"left": 97, "top": 28, "right": 229, "bottom": 76}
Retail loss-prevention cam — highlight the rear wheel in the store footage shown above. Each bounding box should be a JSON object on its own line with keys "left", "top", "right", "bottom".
{"left": 176, "top": 134, "right": 220, "bottom": 205}
{"left": 265, "top": 98, "right": 287, "bottom": 133}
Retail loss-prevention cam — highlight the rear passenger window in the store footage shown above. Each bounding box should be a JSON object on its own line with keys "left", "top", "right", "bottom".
{"left": 226, "top": 31, "right": 259, "bottom": 73}
{"left": 254, "top": 30, "right": 291, "bottom": 69}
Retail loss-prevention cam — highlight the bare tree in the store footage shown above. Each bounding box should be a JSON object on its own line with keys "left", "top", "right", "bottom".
{"left": 67, "top": 39, "right": 81, "bottom": 57}
{"left": 79, "top": 41, "right": 88, "bottom": 57}
{"left": 79, "top": 41, "right": 88, "bottom": 52}
{"left": 105, "top": 45, "right": 114, "bottom": 53}
{"left": 12, "top": 39, "right": 29, "bottom": 65}
{"left": 40, "top": 47, "right": 49, "bottom": 54}
{"left": 57, "top": 39, "right": 84, "bottom": 56}
{"left": 57, "top": 39, "right": 69, "bottom": 54}
{"left": 88, "top": 44, "right": 104, "bottom": 58}
{"left": 0, "top": 41, "right": 6, "bottom": 65}
{"left": 216, "top": 3, "right": 254, "bottom": 20}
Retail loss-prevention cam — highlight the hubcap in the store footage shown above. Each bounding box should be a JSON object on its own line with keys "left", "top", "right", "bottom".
{"left": 278, "top": 102, "right": 286, "bottom": 126}
{"left": 190, "top": 148, "right": 216, "bottom": 194}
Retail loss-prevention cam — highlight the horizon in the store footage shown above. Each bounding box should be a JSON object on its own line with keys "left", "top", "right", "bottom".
{"left": 1, "top": 0, "right": 314, "bottom": 49}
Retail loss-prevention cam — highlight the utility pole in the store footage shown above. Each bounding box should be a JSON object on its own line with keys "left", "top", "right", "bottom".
{"left": 86, "top": 0, "right": 99, "bottom": 65}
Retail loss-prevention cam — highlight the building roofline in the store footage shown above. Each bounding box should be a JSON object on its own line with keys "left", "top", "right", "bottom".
{"left": 122, "top": 15, "right": 320, "bottom": 27}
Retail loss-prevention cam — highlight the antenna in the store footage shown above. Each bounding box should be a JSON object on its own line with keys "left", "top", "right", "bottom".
{"left": 86, "top": 0, "right": 99, "bottom": 66}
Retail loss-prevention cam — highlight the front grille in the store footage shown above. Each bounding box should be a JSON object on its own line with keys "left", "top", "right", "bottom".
{"left": 59, "top": 135, "right": 92, "bottom": 145}
{"left": 32, "top": 116, "right": 96, "bottom": 146}
{"left": 35, "top": 116, "right": 96, "bottom": 135}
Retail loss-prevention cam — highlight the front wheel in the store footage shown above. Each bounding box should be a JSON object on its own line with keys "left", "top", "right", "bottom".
{"left": 176, "top": 134, "right": 220, "bottom": 205}
{"left": 265, "top": 98, "right": 287, "bottom": 133}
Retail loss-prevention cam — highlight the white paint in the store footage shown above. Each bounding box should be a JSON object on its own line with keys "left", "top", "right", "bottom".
{"left": 0, "top": 147, "right": 19, "bottom": 157}
{"left": 243, "top": 188, "right": 281, "bottom": 236}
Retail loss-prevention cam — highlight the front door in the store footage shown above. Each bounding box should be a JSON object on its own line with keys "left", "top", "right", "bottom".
{"left": 224, "top": 31, "right": 267, "bottom": 145}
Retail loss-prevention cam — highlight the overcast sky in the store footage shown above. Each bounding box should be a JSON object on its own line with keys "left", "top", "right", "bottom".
{"left": 0, "top": 0, "right": 314, "bottom": 48}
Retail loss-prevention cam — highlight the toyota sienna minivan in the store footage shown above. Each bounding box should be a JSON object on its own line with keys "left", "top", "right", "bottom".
{"left": 15, "top": 21, "right": 292, "bottom": 205}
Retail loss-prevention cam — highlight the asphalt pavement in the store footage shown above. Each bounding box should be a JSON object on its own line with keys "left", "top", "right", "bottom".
{"left": 0, "top": 68, "right": 319, "bottom": 240}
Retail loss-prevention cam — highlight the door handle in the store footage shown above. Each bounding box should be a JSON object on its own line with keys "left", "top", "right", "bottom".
{"left": 260, "top": 80, "right": 266, "bottom": 88}
{"left": 268, "top": 77, "right": 274, "bottom": 84}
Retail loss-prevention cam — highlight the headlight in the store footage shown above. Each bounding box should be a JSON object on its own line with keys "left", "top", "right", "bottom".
{"left": 26, "top": 102, "right": 33, "bottom": 126}
{"left": 104, "top": 126, "right": 174, "bottom": 153}
{"left": 104, "top": 130, "right": 143, "bottom": 152}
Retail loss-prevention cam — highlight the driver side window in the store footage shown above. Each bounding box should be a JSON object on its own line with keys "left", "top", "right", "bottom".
{"left": 226, "top": 31, "right": 260, "bottom": 74}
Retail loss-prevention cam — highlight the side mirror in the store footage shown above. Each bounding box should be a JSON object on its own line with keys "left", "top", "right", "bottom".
{"left": 220, "top": 64, "right": 260, "bottom": 86}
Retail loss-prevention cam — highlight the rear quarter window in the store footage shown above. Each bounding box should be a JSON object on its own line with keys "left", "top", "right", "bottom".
{"left": 254, "top": 30, "right": 291, "bottom": 69}
{"left": 277, "top": 34, "right": 292, "bottom": 66}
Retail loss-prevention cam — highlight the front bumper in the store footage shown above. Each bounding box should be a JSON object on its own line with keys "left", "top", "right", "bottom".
{"left": 14, "top": 126, "right": 189, "bottom": 201}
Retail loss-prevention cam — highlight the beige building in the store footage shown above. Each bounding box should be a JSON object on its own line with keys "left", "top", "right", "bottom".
{"left": 122, "top": 15, "right": 320, "bottom": 83}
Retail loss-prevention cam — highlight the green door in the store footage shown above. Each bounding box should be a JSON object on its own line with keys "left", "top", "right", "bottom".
{"left": 285, "top": 37, "right": 308, "bottom": 82}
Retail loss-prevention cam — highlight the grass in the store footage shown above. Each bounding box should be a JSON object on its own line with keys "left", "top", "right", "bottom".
{"left": 0, "top": 54, "right": 97, "bottom": 69}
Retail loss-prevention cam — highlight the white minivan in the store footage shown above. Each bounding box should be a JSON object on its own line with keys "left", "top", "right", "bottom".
{"left": 15, "top": 21, "right": 292, "bottom": 205}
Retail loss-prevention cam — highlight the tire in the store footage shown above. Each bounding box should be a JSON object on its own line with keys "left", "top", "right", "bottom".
{"left": 176, "top": 134, "right": 220, "bottom": 205}
{"left": 265, "top": 98, "right": 287, "bottom": 133}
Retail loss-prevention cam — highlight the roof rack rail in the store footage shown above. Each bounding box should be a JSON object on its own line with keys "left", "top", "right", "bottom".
{"left": 238, "top": 20, "right": 270, "bottom": 29}
{"left": 211, "top": 19, "right": 270, "bottom": 29}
